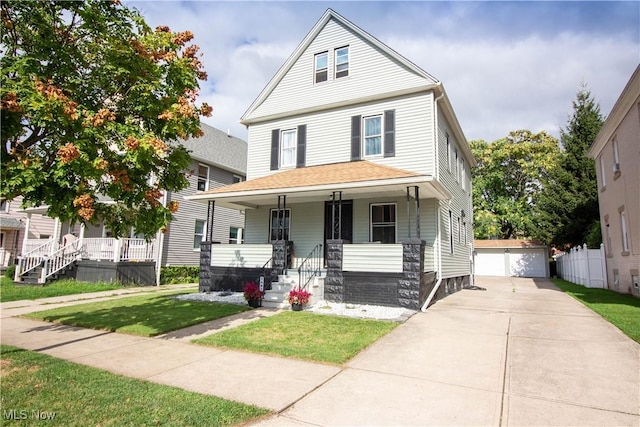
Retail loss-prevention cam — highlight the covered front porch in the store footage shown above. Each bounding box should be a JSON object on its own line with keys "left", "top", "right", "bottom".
{"left": 15, "top": 208, "right": 157, "bottom": 285}
{"left": 187, "top": 161, "right": 449, "bottom": 309}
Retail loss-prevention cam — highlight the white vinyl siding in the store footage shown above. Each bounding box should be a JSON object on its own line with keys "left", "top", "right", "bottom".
{"left": 211, "top": 244, "right": 272, "bottom": 268}
{"left": 343, "top": 244, "right": 403, "bottom": 272}
{"left": 246, "top": 92, "right": 435, "bottom": 180}
{"left": 246, "top": 18, "right": 436, "bottom": 121}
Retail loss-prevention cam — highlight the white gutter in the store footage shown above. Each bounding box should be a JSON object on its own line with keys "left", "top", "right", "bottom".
{"left": 422, "top": 90, "right": 446, "bottom": 312}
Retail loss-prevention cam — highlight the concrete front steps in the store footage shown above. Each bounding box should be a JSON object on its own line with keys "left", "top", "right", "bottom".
{"left": 262, "top": 272, "right": 325, "bottom": 309}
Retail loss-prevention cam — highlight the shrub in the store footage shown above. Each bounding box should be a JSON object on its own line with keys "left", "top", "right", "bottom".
{"left": 160, "top": 266, "right": 199, "bottom": 284}
{"left": 3, "top": 265, "right": 16, "bottom": 280}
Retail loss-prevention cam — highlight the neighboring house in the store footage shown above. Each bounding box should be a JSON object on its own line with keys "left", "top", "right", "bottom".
{"left": 587, "top": 64, "right": 640, "bottom": 297}
{"left": 473, "top": 240, "right": 549, "bottom": 278}
{"left": 187, "top": 9, "right": 475, "bottom": 310}
{"left": 5, "top": 123, "right": 247, "bottom": 284}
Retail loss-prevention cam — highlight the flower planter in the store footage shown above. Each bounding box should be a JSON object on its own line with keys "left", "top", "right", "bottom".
{"left": 248, "top": 299, "right": 261, "bottom": 308}
{"left": 291, "top": 303, "right": 303, "bottom": 311}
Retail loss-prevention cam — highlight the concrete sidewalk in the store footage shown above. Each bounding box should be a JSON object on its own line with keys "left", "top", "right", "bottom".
{"left": 2, "top": 277, "right": 639, "bottom": 426}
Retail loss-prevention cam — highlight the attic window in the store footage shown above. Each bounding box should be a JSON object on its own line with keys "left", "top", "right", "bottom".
{"left": 335, "top": 46, "right": 349, "bottom": 78}
{"left": 314, "top": 51, "right": 328, "bottom": 83}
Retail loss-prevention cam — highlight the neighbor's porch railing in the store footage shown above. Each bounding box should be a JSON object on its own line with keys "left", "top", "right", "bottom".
{"left": 82, "top": 238, "right": 155, "bottom": 261}
{"left": 15, "top": 239, "right": 59, "bottom": 280}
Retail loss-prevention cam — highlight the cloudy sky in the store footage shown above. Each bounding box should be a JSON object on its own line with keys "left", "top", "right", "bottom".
{"left": 127, "top": 1, "right": 639, "bottom": 143}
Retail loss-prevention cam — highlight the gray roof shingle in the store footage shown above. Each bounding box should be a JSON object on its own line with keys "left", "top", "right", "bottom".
{"left": 180, "top": 123, "right": 247, "bottom": 175}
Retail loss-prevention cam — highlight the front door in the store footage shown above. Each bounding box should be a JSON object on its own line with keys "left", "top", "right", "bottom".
{"left": 324, "top": 200, "right": 353, "bottom": 262}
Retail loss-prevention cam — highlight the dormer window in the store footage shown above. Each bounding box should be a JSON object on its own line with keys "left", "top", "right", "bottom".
{"left": 335, "top": 46, "right": 349, "bottom": 78}
{"left": 314, "top": 51, "right": 328, "bottom": 83}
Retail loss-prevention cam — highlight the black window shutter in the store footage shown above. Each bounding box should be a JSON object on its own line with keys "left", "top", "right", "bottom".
{"left": 384, "top": 109, "right": 395, "bottom": 157}
{"left": 296, "top": 125, "right": 306, "bottom": 168}
{"left": 270, "top": 129, "right": 280, "bottom": 170}
{"left": 351, "top": 115, "right": 361, "bottom": 161}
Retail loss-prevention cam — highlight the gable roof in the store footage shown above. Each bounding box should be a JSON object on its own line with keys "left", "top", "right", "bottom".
{"left": 180, "top": 122, "right": 247, "bottom": 175}
{"left": 240, "top": 8, "right": 440, "bottom": 123}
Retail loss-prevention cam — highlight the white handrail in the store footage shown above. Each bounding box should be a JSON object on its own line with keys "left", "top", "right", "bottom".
{"left": 41, "top": 241, "right": 81, "bottom": 283}
{"left": 15, "top": 240, "right": 58, "bottom": 280}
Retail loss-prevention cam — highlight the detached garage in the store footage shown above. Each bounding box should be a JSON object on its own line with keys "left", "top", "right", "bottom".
{"left": 474, "top": 240, "right": 549, "bottom": 278}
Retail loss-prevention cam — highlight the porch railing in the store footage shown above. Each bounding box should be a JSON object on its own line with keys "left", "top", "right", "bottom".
{"left": 15, "top": 239, "right": 59, "bottom": 280}
{"left": 41, "top": 240, "right": 81, "bottom": 283}
{"left": 23, "top": 238, "right": 57, "bottom": 254}
{"left": 82, "top": 238, "right": 155, "bottom": 261}
{"left": 298, "top": 244, "right": 323, "bottom": 291}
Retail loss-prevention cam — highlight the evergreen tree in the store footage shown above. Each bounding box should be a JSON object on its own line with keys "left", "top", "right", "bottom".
{"left": 533, "top": 85, "right": 604, "bottom": 247}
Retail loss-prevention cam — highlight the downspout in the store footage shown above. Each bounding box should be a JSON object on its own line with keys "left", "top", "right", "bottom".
{"left": 422, "top": 88, "right": 445, "bottom": 312}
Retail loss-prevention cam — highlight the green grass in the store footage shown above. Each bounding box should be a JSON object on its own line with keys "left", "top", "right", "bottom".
{"left": 1, "top": 277, "right": 124, "bottom": 303}
{"left": 552, "top": 278, "right": 640, "bottom": 343}
{"left": 23, "top": 292, "right": 250, "bottom": 337}
{"left": 194, "top": 311, "right": 398, "bottom": 364}
{"left": 0, "top": 345, "right": 269, "bottom": 426}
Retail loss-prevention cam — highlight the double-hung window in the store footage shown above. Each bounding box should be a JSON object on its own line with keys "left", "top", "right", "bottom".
{"left": 280, "top": 129, "right": 297, "bottom": 168}
{"left": 335, "top": 46, "right": 349, "bottom": 78}
{"left": 620, "top": 209, "right": 629, "bottom": 253}
{"left": 370, "top": 204, "right": 396, "bottom": 244}
{"left": 193, "top": 220, "right": 206, "bottom": 250}
{"left": 229, "top": 227, "right": 243, "bottom": 244}
{"left": 314, "top": 51, "right": 328, "bottom": 83}
{"left": 364, "top": 115, "right": 382, "bottom": 157}
{"left": 197, "top": 164, "right": 209, "bottom": 191}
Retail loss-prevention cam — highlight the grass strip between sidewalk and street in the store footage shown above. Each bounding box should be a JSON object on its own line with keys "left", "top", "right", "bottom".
{"left": 22, "top": 292, "right": 250, "bottom": 337}
{"left": 0, "top": 345, "right": 270, "bottom": 426}
{"left": 552, "top": 278, "right": 640, "bottom": 343}
{"left": 1, "top": 277, "right": 123, "bottom": 303}
{"left": 194, "top": 311, "right": 398, "bottom": 365}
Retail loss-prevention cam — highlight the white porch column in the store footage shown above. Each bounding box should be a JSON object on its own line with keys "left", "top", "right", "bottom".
{"left": 113, "top": 239, "right": 122, "bottom": 263}
{"left": 52, "top": 217, "right": 61, "bottom": 244}
{"left": 21, "top": 213, "right": 32, "bottom": 255}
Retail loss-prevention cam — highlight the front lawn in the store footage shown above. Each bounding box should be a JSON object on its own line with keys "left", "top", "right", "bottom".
{"left": 552, "top": 278, "right": 640, "bottom": 343}
{"left": 0, "top": 345, "right": 269, "bottom": 426}
{"left": 194, "top": 311, "right": 398, "bottom": 364}
{"left": 1, "top": 277, "right": 123, "bottom": 302}
{"left": 23, "top": 292, "right": 250, "bottom": 337}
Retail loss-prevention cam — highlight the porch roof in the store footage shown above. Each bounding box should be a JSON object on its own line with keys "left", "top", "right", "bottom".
{"left": 185, "top": 160, "right": 452, "bottom": 210}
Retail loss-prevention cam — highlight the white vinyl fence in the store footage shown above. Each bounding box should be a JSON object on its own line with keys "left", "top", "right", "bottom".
{"left": 556, "top": 243, "right": 607, "bottom": 288}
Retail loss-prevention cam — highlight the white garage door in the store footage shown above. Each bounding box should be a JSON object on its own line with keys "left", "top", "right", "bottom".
{"left": 509, "top": 249, "right": 547, "bottom": 278}
{"left": 474, "top": 249, "right": 506, "bottom": 276}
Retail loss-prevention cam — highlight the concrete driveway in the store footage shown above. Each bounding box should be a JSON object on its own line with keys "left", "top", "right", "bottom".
{"left": 257, "top": 276, "right": 640, "bottom": 426}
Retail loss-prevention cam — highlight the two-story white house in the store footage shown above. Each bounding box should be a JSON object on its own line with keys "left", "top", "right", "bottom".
{"left": 188, "top": 9, "right": 475, "bottom": 309}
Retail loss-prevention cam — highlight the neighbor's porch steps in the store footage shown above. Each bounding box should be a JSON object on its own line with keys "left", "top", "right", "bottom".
{"left": 262, "top": 272, "right": 325, "bottom": 309}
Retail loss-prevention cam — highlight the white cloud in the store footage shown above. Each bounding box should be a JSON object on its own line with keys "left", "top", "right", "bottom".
{"left": 386, "top": 32, "right": 638, "bottom": 142}
{"left": 126, "top": 2, "right": 639, "bottom": 144}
